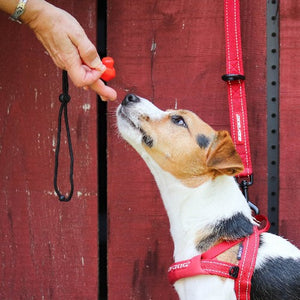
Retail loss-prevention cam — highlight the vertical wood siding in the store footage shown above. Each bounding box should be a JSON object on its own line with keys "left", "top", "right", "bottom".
{"left": 279, "top": 2, "right": 300, "bottom": 246}
{"left": 0, "top": 1, "right": 99, "bottom": 299}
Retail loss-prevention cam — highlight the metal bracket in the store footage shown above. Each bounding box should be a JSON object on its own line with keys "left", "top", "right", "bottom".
{"left": 267, "top": 0, "right": 279, "bottom": 234}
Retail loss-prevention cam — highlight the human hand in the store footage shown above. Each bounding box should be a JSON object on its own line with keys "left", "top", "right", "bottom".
{"left": 23, "top": 0, "right": 117, "bottom": 101}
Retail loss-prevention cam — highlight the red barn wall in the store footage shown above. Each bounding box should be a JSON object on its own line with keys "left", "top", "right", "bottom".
{"left": 0, "top": 1, "right": 299, "bottom": 299}
{"left": 279, "top": 2, "right": 300, "bottom": 245}
{"left": 0, "top": 1, "right": 99, "bottom": 299}
{"left": 107, "top": 0, "right": 269, "bottom": 298}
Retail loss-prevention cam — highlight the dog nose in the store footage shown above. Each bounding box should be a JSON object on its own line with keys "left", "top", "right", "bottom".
{"left": 122, "top": 94, "right": 140, "bottom": 106}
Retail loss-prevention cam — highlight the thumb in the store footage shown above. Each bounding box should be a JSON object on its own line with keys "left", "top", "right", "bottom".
{"left": 77, "top": 36, "right": 106, "bottom": 72}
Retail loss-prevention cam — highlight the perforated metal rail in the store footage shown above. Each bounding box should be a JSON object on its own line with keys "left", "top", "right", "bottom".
{"left": 267, "top": 0, "right": 279, "bottom": 234}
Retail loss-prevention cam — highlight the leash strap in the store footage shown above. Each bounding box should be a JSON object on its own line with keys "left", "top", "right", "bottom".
{"left": 222, "top": 0, "right": 252, "bottom": 179}
{"left": 53, "top": 70, "right": 74, "bottom": 202}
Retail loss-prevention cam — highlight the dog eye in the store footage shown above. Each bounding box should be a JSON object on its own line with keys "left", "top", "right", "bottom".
{"left": 171, "top": 115, "right": 188, "bottom": 128}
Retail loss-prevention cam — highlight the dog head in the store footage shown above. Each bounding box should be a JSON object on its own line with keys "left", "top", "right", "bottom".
{"left": 117, "top": 94, "right": 244, "bottom": 187}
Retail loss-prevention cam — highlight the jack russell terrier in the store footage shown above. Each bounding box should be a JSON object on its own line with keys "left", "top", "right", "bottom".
{"left": 117, "top": 94, "right": 300, "bottom": 300}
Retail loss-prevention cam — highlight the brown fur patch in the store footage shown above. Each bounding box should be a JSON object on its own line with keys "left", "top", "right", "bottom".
{"left": 139, "top": 110, "right": 243, "bottom": 187}
{"left": 217, "top": 243, "right": 240, "bottom": 265}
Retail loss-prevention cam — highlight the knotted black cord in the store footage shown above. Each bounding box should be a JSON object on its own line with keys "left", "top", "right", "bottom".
{"left": 54, "top": 70, "right": 74, "bottom": 202}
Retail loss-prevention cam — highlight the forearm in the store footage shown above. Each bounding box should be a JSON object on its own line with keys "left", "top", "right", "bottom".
{"left": 0, "top": 0, "right": 22, "bottom": 14}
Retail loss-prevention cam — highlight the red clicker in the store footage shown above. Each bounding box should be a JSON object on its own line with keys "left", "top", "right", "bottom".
{"left": 100, "top": 57, "right": 116, "bottom": 82}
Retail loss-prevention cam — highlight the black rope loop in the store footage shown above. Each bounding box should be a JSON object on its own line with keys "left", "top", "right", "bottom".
{"left": 54, "top": 70, "right": 74, "bottom": 202}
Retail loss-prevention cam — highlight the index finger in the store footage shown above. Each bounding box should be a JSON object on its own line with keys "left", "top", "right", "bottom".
{"left": 89, "top": 78, "right": 117, "bottom": 101}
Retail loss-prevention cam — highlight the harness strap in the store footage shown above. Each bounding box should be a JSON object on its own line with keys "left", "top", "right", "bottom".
{"left": 236, "top": 226, "right": 259, "bottom": 300}
{"left": 168, "top": 216, "right": 270, "bottom": 299}
{"left": 222, "top": 0, "right": 252, "bottom": 178}
{"left": 168, "top": 255, "right": 237, "bottom": 285}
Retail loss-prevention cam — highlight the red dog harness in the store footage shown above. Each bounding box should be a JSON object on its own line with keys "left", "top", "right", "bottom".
{"left": 168, "top": 215, "right": 270, "bottom": 300}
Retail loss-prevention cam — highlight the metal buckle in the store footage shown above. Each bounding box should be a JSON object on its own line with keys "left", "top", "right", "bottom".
{"left": 237, "top": 175, "right": 260, "bottom": 215}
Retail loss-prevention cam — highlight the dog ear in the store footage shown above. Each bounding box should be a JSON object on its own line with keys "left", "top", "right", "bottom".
{"left": 206, "top": 130, "right": 244, "bottom": 176}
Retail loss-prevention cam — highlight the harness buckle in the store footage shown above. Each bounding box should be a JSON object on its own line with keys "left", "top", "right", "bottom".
{"left": 229, "top": 266, "right": 239, "bottom": 279}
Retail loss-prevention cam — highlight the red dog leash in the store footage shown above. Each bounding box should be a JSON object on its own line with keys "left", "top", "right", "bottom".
{"left": 168, "top": 216, "right": 270, "bottom": 300}
{"left": 222, "top": 0, "right": 252, "bottom": 179}
{"left": 222, "top": 0, "right": 259, "bottom": 214}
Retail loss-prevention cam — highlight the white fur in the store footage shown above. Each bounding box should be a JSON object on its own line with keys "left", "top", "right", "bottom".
{"left": 117, "top": 96, "right": 300, "bottom": 300}
{"left": 141, "top": 156, "right": 242, "bottom": 299}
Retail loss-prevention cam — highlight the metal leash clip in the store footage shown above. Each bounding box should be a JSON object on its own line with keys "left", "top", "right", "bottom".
{"left": 238, "top": 175, "right": 259, "bottom": 215}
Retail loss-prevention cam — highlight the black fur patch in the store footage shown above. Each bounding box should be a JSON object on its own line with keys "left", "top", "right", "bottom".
{"left": 196, "top": 213, "right": 253, "bottom": 252}
{"left": 142, "top": 134, "right": 153, "bottom": 148}
{"left": 251, "top": 257, "right": 300, "bottom": 300}
{"left": 196, "top": 134, "right": 210, "bottom": 149}
{"left": 140, "top": 128, "right": 153, "bottom": 148}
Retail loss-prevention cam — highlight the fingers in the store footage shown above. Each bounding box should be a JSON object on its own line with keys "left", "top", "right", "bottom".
{"left": 67, "top": 62, "right": 117, "bottom": 101}
{"left": 89, "top": 79, "right": 117, "bottom": 101}
{"left": 66, "top": 27, "right": 117, "bottom": 100}
{"left": 67, "top": 61, "right": 100, "bottom": 86}
{"left": 28, "top": 3, "right": 117, "bottom": 101}
{"left": 77, "top": 37, "right": 105, "bottom": 72}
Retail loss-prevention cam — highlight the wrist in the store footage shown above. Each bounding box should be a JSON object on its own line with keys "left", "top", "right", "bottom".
{"left": 9, "top": 0, "right": 28, "bottom": 23}
{"left": 20, "top": 0, "right": 49, "bottom": 26}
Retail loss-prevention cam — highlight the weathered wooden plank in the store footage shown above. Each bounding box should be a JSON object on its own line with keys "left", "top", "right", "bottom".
{"left": 0, "top": 1, "right": 99, "bottom": 298}
{"left": 279, "top": 2, "right": 300, "bottom": 247}
{"left": 107, "top": 0, "right": 267, "bottom": 298}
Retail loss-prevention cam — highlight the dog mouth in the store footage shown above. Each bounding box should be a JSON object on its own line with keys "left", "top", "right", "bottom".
{"left": 118, "top": 107, "right": 138, "bottom": 130}
{"left": 117, "top": 106, "right": 154, "bottom": 148}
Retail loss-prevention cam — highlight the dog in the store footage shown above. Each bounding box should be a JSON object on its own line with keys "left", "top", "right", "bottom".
{"left": 117, "top": 94, "right": 300, "bottom": 300}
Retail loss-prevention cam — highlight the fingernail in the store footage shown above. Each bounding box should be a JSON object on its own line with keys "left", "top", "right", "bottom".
{"left": 99, "top": 64, "right": 106, "bottom": 73}
{"left": 91, "top": 57, "right": 106, "bottom": 72}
